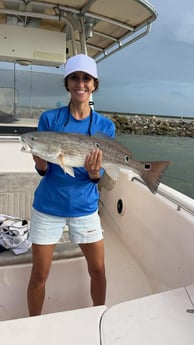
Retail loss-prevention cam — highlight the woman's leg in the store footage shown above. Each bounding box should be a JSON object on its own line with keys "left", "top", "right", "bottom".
{"left": 79, "top": 239, "right": 106, "bottom": 306}
{"left": 27, "top": 243, "right": 55, "bottom": 316}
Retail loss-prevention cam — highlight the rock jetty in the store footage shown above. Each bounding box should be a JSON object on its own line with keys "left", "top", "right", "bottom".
{"left": 103, "top": 113, "right": 194, "bottom": 137}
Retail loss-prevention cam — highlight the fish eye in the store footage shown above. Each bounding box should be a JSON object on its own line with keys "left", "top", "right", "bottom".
{"left": 144, "top": 163, "right": 151, "bottom": 171}
{"left": 125, "top": 155, "right": 130, "bottom": 162}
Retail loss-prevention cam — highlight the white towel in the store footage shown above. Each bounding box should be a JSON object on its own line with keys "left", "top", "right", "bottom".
{"left": 0, "top": 214, "right": 31, "bottom": 255}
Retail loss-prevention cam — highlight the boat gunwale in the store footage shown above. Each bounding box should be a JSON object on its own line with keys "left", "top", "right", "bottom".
{"left": 132, "top": 176, "right": 194, "bottom": 216}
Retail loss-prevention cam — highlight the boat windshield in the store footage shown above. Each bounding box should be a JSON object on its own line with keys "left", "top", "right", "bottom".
{"left": 0, "top": 61, "right": 69, "bottom": 134}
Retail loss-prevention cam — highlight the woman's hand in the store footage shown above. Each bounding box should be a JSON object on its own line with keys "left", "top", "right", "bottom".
{"left": 84, "top": 149, "right": 102, "bottom": 180}
{"left": 33, "top": 155, "right": 48, "bottom": 172}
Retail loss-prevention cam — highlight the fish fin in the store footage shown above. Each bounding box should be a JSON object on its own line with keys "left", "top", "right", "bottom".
{"left": 93, "top": 133, "right": 134, "bottom": 157}
{"left": 64, "top": 166, "right": 75, "bottom": 177}
{"left": 104, "top": 165, "right": 120, "bottom": 181}
{"left": 98, "top": 171, "right": 116, "bottom": 191}
{"left": 139, "top": 161, "right": 171, "bottom": 194}
{"left": 58, "top": 153, "right": 75, "bottom": 177}
{"left": 93, "top": 132, "right": 109, "bottom": 140}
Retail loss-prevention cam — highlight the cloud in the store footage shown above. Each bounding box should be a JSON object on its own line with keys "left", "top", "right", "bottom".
{"left": 95, "top": 0, "right": 194, "bottom": 118}
{"left": 95, "top": 80, "right": 194, "bottom": 117}
{"left": 174, "top": 14, "right": 194, "bottom": 45}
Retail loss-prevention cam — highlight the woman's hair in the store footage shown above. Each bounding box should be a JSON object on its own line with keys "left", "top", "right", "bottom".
{"left": 64, "top": 77, "right": 99, "bottom": 92}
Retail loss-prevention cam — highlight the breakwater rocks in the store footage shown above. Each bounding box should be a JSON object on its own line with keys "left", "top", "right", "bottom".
{"left": 105, "top": 113, "right": 194, "bottom": 137}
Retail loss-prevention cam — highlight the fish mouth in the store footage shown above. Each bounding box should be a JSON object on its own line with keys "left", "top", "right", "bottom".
{"left": 20, "top": 142, "right": 32, "bottom": 153}
{"left": 19, "top": 136, "right": 33, "bottom": 152}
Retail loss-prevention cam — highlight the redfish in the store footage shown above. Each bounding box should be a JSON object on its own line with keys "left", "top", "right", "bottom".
{"left": 20, "top": 131, "right": 171, "bottom": 194}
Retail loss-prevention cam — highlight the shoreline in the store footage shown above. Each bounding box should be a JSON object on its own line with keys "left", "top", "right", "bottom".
{"left": 1, "top": 107, "right": 194, "bottom": 137}
{"left": 100, "top": 112, "right": 194, "bottom": 137}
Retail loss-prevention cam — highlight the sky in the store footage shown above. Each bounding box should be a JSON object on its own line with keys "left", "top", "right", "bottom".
{"left": 94, "top": 0, "right": 194, "bottom": 117}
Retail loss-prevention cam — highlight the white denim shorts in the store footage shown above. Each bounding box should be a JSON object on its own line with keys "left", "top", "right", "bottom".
{"left": 29, "top": 208, "right": 103, "bottom": 245}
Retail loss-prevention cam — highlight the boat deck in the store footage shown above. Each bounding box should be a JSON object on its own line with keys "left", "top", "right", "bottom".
{"left": 0, "top": 285, "right": 194, "bottom": 345}
{"left": 101, "top": 285, "right": 194, "bottom": 345}
{"left": 0, "top": 213, "right": 153, "bottom": 320}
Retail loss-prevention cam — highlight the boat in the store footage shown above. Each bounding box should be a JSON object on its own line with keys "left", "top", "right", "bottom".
{"left": 0, "top": 1, "right": 194, "bottom": 344}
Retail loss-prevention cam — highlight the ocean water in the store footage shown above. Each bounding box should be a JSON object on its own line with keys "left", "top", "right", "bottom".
{"left": 116, "top": 134, "right": 194, "bottom": 200}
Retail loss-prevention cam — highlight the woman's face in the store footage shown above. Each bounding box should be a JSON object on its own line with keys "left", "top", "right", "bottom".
{"left": 66, "top": 71, "right": 96, "bottom": 104}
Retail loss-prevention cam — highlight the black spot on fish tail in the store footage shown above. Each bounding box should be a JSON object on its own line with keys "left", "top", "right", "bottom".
{"left": 140, "top": 161, "right": 172, "bottom": 194}
{"left": 144, "top": 163, "right": 151, "bottom": 171}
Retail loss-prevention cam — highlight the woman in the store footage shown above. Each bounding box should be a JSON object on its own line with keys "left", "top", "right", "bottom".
{"left": 27, "top": 54, "right": 115, "bottom": 316}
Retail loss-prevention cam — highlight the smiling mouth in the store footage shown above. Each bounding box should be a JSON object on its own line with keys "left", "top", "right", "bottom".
{"left": 75, "top": 89, "right": 87, "bottom": 94}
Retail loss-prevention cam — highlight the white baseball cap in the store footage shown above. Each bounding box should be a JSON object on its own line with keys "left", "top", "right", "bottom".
{"left": 64, "top": 54, "right": 98, "bottom": 79}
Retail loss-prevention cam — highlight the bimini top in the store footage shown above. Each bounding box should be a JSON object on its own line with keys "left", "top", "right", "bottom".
{"left": 0, "top": 0, "right": 157, "bottom": 63}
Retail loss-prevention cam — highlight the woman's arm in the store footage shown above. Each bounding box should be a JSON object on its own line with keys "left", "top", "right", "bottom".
{"left": 33, "top": 155, "right": 48, "bottom": 176}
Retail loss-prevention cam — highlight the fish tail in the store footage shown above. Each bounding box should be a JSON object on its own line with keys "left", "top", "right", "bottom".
{"left": 139, "top": 161, "right": 171, "bottom": 194}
